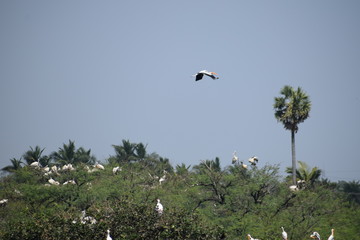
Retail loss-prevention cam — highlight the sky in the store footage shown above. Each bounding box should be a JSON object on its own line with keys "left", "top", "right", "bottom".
{"left": 1, "top": 1, "right": 359, "bottom": 182}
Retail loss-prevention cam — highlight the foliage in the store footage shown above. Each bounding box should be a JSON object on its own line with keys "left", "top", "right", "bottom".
{"left": 274, "top": 85, "right": 312, "bottom": 185}
{"left": 1, "top": 140, "right": 359, "bottom": 239}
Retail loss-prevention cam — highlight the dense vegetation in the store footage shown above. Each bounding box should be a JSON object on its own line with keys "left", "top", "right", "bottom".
{"left": 1, "top": 140, "right": 359, "bottom": 240}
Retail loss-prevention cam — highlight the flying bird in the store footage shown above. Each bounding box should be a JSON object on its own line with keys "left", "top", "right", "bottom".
{"left": 193, "top": 70, "right": 219, "bottom": 81}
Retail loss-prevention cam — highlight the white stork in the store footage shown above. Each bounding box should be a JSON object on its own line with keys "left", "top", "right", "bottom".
{"left": 155, "top": 199, "right": 164, "bottom": 216}
{"left": 48, "top": 178, "right": 60, "bottom": 185}
{"left": 193, "top": 70, "right": 219, "bottom": 81}
{"left": 106, "top": 229, "right": 113, "bottom": 240}
{"left": 289, "top": 185, "right": 299, "bottom": 191}
{"left": 247, "top": 234, "right": 260, "bottom": 240}
{"left": 80, "top": 210, "right": 97, "bottom": 225}
{"left": 328, "top": 229, "right": 334, "bottom": 240}
{"left": 112, "top": 166, "right": 121, "bottom": 175}
{"left": 94, "top": 163, "right": 105, "bottom": 170}
{"left": 310, "top": 231, "right": 321, "bottom": 239}
{"left": 0, "top": 199, "right": 8, "bottom": 205}
{"left": 281, "top": 227, "right": 288, "bottom": 240}
{"left": 241, "top": 162, "right": 248, "bottom": 169}
{"left": 232, "top": 151, "right": 238, "bottom": 164}
{"left": 248, "top": 156, "right": 258, "bottom": 166}
{"left": 30, "top": 161, "right": 40, "bottom": 168}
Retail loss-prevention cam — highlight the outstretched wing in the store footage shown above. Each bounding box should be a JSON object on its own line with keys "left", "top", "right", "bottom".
{"left": 195, "top": 73, "right": 204, "bottom": 81}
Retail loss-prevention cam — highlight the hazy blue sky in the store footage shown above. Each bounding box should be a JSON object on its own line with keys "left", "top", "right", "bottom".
{"left": 1, "top": 1, "right": 359, "bottom": 181}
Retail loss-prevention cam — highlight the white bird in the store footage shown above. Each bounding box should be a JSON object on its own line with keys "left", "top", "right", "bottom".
{"left": 155, "top": 199, "right": 164, "bottom": 216}
{"left": 62, "top": 163, "right": 75, "bottom": 171}
{"left": 247, "top": 234, "right": 260, "bottom": 240}
{"left": 95, "top": 163, "right": 105, "bottom": 170}
{"left": 281, "top": 227, "right": 288, "bottom": 240}
{"left": 80, "top": 210, "right": 97, "bottom": 224}
{"left": 0, "top": 199, "right": 8, "bottom": 205}
{"left": 240, "top": 161, "right": 248, "bottom": 169}
{"left": 193, "top": 70, "right": 219, "bottom": 81}
{"left": 48, "top": 178, "right": 60, "bottom": 185}
{"left": 289, "top": 185, "right": 299, "bottom": 191}
{"left": 328, "top": 229, "right": 334, "bottom": 240}
{"left": 232, "top": 151, "right": 238, "bottom": 164}
{"left": 159, "top": 175, "right": 166, "bottom": 185}
{"left": 63, "top": 180, "right": 76, "bottom": 185}
{"left": 106, "top": 229, "right": 113, "bottom": 240}
{"left": 112, "top": 166, "right": 121, "bottom": 175}
{"left": 310, "top": 231, "right": 321, "bottom": 239}
{"left": 30, "top": 161, "right": 40, "bottom": 168}
{"left": 248, "top": 156, "right": 258, "bottom": 166}
{"left": 51, "top": 165, "right": 58, "bottom": 173}
{"left": 43, "top": 166, "right": 50, "bottom": 172}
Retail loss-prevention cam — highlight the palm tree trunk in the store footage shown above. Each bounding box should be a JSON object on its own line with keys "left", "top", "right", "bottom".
{"left": 291, "top": 130, "right": 297, "bottom": 185}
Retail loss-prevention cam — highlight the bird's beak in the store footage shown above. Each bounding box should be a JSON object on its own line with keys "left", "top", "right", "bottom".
{"left": 211, "top": 72, "right": 218, "bottom": 75}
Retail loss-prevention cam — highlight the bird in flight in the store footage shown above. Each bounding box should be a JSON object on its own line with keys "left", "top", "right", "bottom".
{"left": 193, "top": 70, "right": 219, "bottom": 81}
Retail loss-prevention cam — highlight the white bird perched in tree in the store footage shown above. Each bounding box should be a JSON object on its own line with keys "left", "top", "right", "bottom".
{"left": 112, "top": 166, "right": 121, "bottom": 175}
{"left": 281, "top": 227, "right": 288, "bottom": 240}
{"left": 0, "top": 199, "right": 8, "bottom": 205}
{"left": 63, "top": 180, "right": 76, "bottom": 185}
{"left": 95, "top": 163, "right": 105, "bottom": 170}
{"left": 155, "top": 199, "right": 163, "bottom": 216}
{"left": 30, "top": 161, "right": 40, "bottom": 168}
{"left": 62, "top": 163, "right": 75, "bottom": 171}
{"left": 43, "top": 166, "right": 50, "bottom": 172}
{"left": 193, "top": 70, "right": 219, "bottom": 81}
{"left": 310, "top": 232, "right": 321, "bottom": 239}
{"left": 106, "top": 229, "right": 113, "bottom": 240}
{"left": 240, "top": 161, "right": 248, "bottom": 169}
{"left": 327, "top": 229, "right": 334, "bottom": 240}
{"left": 51, "top": 165, "right": 58, "bottom": 174}
{"left": 48, "top": 178, "right": 60, "bottom": 185}
{"left": 247, "top": 234, "right": 260, "bottom": 240}
{"left": 289, "top": 185, "right": 299, "bottom": 191}
{"left": 232, "top": 151, "right": 238, "bottom": 164}
{"left": 248, "top": 156, "right": 258, "bottom": 166}
{"left": 80, "top": 210, "right": 97, "bottom": 224}
{"left": 159, "top": 174, "right": 166, "bottom": 185}
{"left": 159, "top": 170, "right": 167, "bottom": 185}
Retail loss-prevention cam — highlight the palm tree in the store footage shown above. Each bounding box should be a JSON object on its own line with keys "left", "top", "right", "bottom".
{"left": 193, "top": 157, "right": 222, "bottom": 174}
{"left": 51, "top": 140, "right": 76, "bottom": 165}
{"left": 75, "top": 147, "right": 96, "bottom": 165}
{"left": 112, "top": 140, "right": 137, "bottom": 163}
{"left": 274, "top": 85, "right": 311, "bottom": 185}
{"left": 2, "top": 158, "right": 23, "bottom": 173}
{"left": 23, "top": 146, "right": 50, "bottom": 167}
{"left": 175, "top": 163, "right": 191, "bottom": 176}
{"left": 51, "top": 140, "right": 96, "bottom": 165}
{"left": 134, "top": 143, "right": 147, "bottom": 161}
{"left": 286, "top": 161, "right": 321, "bottom": 186}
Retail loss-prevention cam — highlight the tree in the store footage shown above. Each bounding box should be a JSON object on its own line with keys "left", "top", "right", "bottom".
{"left": 1, "top": 158, "right": 23, "bottom": 173}
{"left": 112, "top": 140, "right": 137, "bottom": 163}
{"left": 51, "top": 140, "right": 96, "bottom": 165}
{"left": 193, "top": 157, "right": 222, "bottom": 174}
{"left": 274, "top": 85, "right": 311, "bottom": 185}
{"left": 285, "top": 161, "right": 321, "bottom": 186}
{"left": 23, "top": 146, "right": 50, "bottom": 167}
